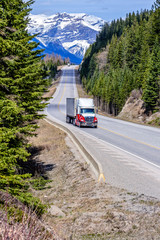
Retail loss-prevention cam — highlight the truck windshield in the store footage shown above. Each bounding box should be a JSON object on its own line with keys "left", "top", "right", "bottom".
{"left": 81, "top": 108, "right": 95, "bottom": 114}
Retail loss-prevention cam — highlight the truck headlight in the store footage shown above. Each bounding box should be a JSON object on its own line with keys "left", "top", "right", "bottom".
{"left": 79, "top": 115, "right": 85, "bottom": 122}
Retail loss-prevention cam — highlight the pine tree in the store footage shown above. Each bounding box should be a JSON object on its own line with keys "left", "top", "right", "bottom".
{"left": 151, "top": 0, "right": 160, "bottom": 43}
{"left": 142, "top": 51, "right": 159, "bottom": 112}
{"left": 0, "top": 0, "right": 49, "bottom": 208}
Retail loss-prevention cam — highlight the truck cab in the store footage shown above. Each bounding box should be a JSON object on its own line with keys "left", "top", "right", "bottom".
{"left": 76, "top": 98, "right": 98, "bottom": 128}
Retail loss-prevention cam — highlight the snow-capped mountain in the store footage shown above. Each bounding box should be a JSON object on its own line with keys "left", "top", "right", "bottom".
{"left": 28, "top": 13, "right": 105, "bottom": 63}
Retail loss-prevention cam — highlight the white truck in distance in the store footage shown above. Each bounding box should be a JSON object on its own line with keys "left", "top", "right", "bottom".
{"left": 66, "top": 98, "right": 98, "bottom": 128}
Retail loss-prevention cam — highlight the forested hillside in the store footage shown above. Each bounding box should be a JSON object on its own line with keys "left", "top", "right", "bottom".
{"left": 0, "top": 0, "right": 51, "bottom": 212}
{"left": 80, "top": 0, "right": 160, "bottom": 116}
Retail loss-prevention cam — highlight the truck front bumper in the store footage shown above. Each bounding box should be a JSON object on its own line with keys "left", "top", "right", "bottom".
{"left": 80, "top": 122, "right": 97, "bottom": 127}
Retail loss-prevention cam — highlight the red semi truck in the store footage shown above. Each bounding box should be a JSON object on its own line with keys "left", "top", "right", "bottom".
{"left": 66, "top": 98, "right": 98, "bottom": 128}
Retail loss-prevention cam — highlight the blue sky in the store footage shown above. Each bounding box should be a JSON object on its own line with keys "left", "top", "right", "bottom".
{"left": 31, "top": 0, "right": 154, "bottom": 21}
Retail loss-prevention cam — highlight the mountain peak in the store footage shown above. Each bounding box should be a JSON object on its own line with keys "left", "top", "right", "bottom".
{"left": 28, "top": 13, "right": 105, "bottom": 63}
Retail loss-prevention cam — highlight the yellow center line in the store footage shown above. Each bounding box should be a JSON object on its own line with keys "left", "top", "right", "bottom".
{"left": 98, "top": 126, "right": 160, "bottom": 150}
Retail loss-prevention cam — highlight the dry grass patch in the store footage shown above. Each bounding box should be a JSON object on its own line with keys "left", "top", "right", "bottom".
{"left": 43, "top": 86, "right": 56, "bottom": 99}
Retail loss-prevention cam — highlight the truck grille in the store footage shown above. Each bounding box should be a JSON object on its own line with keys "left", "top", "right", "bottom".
{"left": 85, "top": 117, "right": 94, "bottom": 123}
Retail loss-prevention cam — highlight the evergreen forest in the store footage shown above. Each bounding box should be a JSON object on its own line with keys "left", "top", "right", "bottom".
{"left": 80, "top": 0, "right": 160, "bottom": 116}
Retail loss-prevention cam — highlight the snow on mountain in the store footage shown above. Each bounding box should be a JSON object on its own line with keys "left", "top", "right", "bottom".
{"left": 28, "top": 12, "right": 105, "bottom": 63}
{"left": 62, "top": 40, "right": 90, "bottom": 58}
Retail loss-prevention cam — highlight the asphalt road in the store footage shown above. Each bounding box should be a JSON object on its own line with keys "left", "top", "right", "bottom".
{"left": 46, "top": 65, "right": 160, "bottom": 199}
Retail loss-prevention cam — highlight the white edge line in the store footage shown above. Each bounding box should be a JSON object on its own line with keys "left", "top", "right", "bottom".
{"left": 77, "top": 130, "right": 160, "bottom": 170}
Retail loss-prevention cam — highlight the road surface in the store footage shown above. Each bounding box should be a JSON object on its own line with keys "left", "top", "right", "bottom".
{"left": 45, "top": 66, "right": 160, "bottom": 199}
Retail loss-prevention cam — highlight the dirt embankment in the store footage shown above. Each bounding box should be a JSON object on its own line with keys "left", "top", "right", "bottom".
{"left": 30, "top": 119, "right": 160, "bottom": 240}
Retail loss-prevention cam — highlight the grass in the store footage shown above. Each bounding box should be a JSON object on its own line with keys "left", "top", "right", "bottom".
{"left": 0, "top": 209, "right": 52, "bottom": 240}
{"left": 148, "top": 117, "right": 160, "bottom": 126}
{"left": 0, "top": 192, "right": 58, "bottom": 240}
{"left": 43, "top": 85, "right": 56, "bottom": 99}
{"left": 81, "top": 234, "right": 104, "bottom": 239}
{"left": 30, "top": 177, "right": 52, "bottom": 190}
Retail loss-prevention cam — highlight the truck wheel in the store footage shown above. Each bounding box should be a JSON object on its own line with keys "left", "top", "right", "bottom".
{"left": 73, "top": 119, "right": 76, "bottom": 126}
{"left": 79, "top": 122, "right": 81, "bottom": 128}
{"left": 66, "top": 116, "right": 71, "bottom": 123}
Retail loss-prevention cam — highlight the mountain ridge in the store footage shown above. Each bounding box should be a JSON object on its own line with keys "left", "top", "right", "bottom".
{"left": 28, "top": 12, "right": 105, "bottom": 63}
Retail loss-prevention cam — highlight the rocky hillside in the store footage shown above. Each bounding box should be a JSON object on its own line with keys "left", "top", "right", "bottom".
{"left": 118, "top": 90, "right": 160, "bottom": 126}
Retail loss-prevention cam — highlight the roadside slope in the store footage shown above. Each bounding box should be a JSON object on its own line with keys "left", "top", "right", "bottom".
{"left": 30, "top": 119, "right": 160, "bottom": 240}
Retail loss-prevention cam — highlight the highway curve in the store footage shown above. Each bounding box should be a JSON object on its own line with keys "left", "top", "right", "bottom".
{"left": 45, "top": 65, "right": 160, "bottom": 199}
